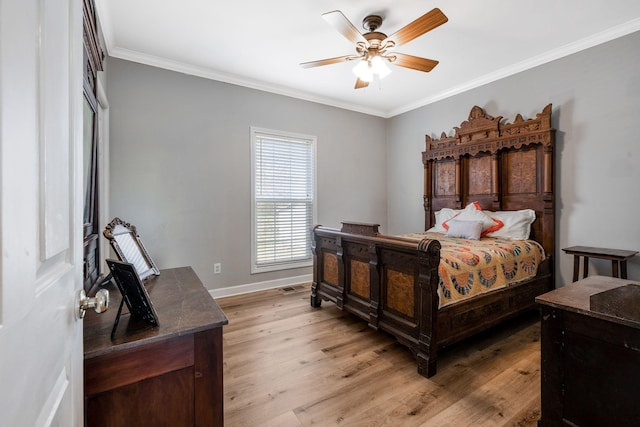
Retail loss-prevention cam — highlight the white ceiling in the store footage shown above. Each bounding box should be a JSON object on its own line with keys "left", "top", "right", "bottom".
{"left": 95, "top": 1, "right": 640, "bottom": 118}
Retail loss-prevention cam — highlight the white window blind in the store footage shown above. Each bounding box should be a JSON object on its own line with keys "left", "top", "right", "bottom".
{"left": 251, "top": 128, "right": 316, "bottom": 273}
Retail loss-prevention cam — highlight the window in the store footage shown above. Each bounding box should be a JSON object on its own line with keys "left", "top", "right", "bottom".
{"left": 251, "top": 127, "right": 316, "bottom": 273}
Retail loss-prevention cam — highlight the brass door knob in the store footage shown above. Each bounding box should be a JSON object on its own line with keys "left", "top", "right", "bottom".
{"left": 77, "top": 289, "right": 109, "bottom": 319}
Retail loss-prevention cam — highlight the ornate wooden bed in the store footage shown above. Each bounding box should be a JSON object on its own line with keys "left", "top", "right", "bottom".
{"left": 311, "top": 104, "right": 555, "bottom": 378}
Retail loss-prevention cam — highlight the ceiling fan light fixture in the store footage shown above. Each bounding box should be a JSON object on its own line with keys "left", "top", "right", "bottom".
{"left": 352, "top": 59, "right": 374, "bottom": 82}
{"left": 371, "top": 55, "right": 391, "bottom": 79}
{"left": 304, "top": 8, "right": 447, "bottom": 89}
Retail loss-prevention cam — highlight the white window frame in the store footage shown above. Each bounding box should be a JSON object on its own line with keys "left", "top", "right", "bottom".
{"left": 251, "top": 126, "right": 317, "bottom": 274}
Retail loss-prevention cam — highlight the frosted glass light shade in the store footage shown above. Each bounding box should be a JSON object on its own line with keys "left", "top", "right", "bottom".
{"left": 371, "top": 56, "right": 391, "bottom": 79}
{"left": 352, "top": 60, "right": 374, "bottom": 82}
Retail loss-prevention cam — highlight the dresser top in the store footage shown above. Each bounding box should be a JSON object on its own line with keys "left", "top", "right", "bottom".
{"left": 84, "top": 266, "right": 228, "bottom": 359}
{"left": 536, "top": 275, "right": 640, "bottom": 329}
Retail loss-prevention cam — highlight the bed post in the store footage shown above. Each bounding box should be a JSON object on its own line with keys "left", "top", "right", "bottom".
{"left": 368, "top": 243, "right": 380, "bottom": 330}
{"left": 454, "top": 158, "right": 462, "bottom": 207}
{"left": 310, "top": 225, "right": 322, "bottom": 307}
{"left": 310, "top": 226, "right": 346, "bottom": 309}
{"left": 415, "top": 237, "right": 441, "bottom": 378}
{"left": 541, "top": 104, "right": 555, "bottom": 260}
{"left": 335, "top": 237, "right": 345, "bottom": 310}
{"left": 423, "top": 149, "right": 433, "bottom": 230}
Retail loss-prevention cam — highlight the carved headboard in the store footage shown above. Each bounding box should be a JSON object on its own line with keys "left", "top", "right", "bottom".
{"left": 422, "top": 104, "right": 555, "bottom": 257}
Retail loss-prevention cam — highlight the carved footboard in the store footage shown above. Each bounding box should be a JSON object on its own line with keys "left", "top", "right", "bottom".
{"left": 311, "top": 222, "right": 441, "bottom": 377}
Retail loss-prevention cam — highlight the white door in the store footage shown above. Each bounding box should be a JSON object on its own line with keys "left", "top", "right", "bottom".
{"left": 0, "top": 0, "right": 86, "bottom": 425}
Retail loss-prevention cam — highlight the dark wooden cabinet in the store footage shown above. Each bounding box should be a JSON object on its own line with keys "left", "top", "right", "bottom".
{"left": 83, "top": 267, "right": 228, "bottom": 427}
{"left": 82, "top": 0, "right": 104, "bottom": 295}
{"left": 536, "top": 276, "right": 640, "bottom": 426}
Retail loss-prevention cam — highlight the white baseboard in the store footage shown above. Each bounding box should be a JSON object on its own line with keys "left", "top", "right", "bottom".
{"left": 209, "top": 274, "right": 312, "bottom": 299}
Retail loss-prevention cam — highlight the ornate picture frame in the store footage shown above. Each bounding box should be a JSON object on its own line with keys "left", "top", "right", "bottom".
{"left": 103, "top": 217, "right": 160, "bottom": 280}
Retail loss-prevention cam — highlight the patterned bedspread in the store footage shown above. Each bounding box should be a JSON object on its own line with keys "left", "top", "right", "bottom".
{"left": 402, "top": 232, "right": 546, "bottom": 308}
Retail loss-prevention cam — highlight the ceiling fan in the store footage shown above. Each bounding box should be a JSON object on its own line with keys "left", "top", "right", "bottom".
{"left": 300, "top": 8, "right": 448, "bottom": 89}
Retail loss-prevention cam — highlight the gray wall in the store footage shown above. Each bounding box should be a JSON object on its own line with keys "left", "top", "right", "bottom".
{"left": 108, "top": 30, "right": 640, "bottom": 291}
{"left": 387, "top": 31, "right": 640, "bottom": 286}
{"left": 107, "top": 58, "right": 387, "bottom": 290}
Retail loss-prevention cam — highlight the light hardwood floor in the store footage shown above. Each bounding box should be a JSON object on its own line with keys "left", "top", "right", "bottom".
{"left": 217, "top": 284, "right": 541, "bottom": 427}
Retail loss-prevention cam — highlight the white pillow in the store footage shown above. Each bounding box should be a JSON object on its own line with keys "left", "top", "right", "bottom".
{"left": 445, "top": 219, "right": 483, "bottom": 240}
{"left": 485, "top": 209, "right": 536, "bottom": 240}
{"left": 443, "top": 202, "right": 503, "bottom": 237}
{"left": 427, "top": 208, "right": 459, "bottom": 233}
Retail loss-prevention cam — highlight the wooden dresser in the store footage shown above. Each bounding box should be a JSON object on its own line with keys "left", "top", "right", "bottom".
{"left": 536, "top": 276, "right": 640, "bottom": 426}
{"left": 83, "top": 267, "right": 228, "bottom": 427}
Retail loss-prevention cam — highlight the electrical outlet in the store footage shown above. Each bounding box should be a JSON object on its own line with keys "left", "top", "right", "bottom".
{"left": 214, "top": 263, "right": 221, "bottom": 274}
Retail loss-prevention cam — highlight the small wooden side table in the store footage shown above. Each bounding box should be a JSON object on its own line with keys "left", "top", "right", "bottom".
{"left": 562, "top": 245, "right": 638, "bottom": 282}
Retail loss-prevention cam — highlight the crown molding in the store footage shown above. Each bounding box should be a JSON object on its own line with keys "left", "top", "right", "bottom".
{"left": 389, "top": 18, "right": 640, "bottom": 117}
{"left": 107, "top": 46, "right": 389, "bottom": 118}
{"left": 95, "top": 1, "right": 640, "bottom": 120}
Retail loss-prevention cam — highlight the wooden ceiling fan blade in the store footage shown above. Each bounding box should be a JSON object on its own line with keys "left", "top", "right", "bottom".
{"left": 392, "top": 53, "right": 439, "bottom": 72}
{"left": 383, "top": 8, "right": 448, "bottom": 48}
{"left": 300, "top": 55, "right": 352, "bottom": 68}
{"left": 354, "top": 78, "right": 369, "bottom": 89}
{"left": 322, "top": 10, "right": 368, "bottom": 45}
